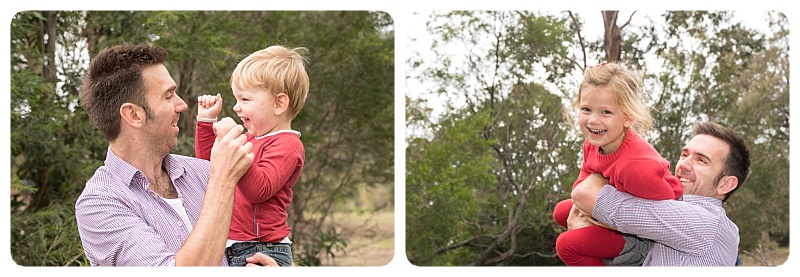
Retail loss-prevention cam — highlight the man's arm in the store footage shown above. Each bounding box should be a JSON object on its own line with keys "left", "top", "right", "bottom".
{"left": 571, "top": 173, "right": 608, "bottom": 215}
{"left": 175, "top": 118, "right": 254, "bottom": 266}
{"left": 579, "top": 173, "right": 718, "bottom": 253}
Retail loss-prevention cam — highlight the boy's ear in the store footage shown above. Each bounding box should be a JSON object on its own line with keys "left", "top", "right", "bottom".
{"left": 120, "top": 103, "right": 145, "bottom": 129}
{"left": 274, "top": 93, "right": 290, "bottom": 116}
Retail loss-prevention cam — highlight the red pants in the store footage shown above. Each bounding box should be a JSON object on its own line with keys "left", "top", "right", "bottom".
{"left": 553, "top": 199, "right": 624, "bottom": 266}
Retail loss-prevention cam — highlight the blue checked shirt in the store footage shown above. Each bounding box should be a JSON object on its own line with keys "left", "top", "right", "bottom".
{"left": 594, "top": 185, "right": 739, "bottom": 266}
{"left": 75, "top": 148, "right": 228, "bottom": 266}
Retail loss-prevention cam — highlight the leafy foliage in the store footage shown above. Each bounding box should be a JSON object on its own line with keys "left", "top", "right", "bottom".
{"left": 406, "top": 11, "right": 579, "bottom": 266}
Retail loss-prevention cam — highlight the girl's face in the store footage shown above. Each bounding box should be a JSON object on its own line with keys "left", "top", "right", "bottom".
{"left": 577, "top": 86, "right": 633, "bottom": 154}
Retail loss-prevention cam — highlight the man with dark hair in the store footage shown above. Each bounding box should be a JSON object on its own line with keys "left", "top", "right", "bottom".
{"left": 75, "top": 43, "right": 275, "bottom": 266}
{"left": 571, "top": 121, "right": 751, "bottom": 266}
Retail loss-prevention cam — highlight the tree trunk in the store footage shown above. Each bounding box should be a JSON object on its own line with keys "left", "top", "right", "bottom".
{"left": 44, "top": 11, "right": 58, "bottom": 83}
{"left": 602, "top": 11, "right": 622, "bottom": 63}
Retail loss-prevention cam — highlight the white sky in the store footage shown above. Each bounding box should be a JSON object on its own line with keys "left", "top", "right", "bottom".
{"left": 404, "top": 10, "right": 779, "bottom": 124}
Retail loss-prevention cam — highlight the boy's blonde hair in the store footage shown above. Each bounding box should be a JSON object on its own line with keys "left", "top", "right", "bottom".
{"left": 231, "top": 45, "right": 310, "bottom": 119}
{"left": 565, "top": 62, "right": 654, "bottom": 132}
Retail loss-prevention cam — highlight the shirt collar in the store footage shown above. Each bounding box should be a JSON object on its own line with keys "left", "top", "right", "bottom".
{"left": 681, "top": 194, "right": 724, "bottom": 207}
{"left": 104, "top": 147, "right": 185, "bottom": 188}
{"left": 253, "top": 129, "right": 301, "bottom": 140}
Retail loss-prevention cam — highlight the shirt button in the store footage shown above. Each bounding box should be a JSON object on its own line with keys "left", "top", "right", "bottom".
{"left": 177, "top": 221, "right": 183, "bottom": 227}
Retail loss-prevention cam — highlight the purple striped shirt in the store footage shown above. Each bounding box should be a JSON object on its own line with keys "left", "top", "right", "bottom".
{"left": 594, "top": 185, "right": 739, "bottom": 266}
{"left": 75, "top": 148, "right": 228, "bottom": 266}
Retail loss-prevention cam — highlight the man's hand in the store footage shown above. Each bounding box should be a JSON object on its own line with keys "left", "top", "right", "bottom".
{"left": 566, "top": 204, "right": 596, "bottom": 230}
{"left": 210, "top": 117, "right": 253, "bottom": 182}
{"left": 197, "top": 93, "right": 223, "bottom": 119}
{"left": 245, "top": 252, "right": 280, "bottom": 267}
{"left": 176, "top": 117, "right": 252, "bottom": 266}
{"left": 571, "top": 173, "right": 610, "bottom": 215}
{"left": 567, "top": 203, "right": 618, "bottom": 231}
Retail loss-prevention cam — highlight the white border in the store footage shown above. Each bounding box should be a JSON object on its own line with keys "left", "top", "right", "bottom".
{"left": 3, "top": 1, "right": 795, "bottom": 276}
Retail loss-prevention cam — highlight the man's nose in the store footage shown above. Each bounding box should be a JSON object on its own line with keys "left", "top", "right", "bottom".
{"left": 676, "top": 159, "right": 692, "bottom": 174}
{"left": 176, "top": 95, "right": 188, "bottom": 112}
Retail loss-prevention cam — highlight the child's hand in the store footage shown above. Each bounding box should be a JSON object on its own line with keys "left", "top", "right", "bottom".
{"left": 197, "top": 93, "right": 223, "bottom": 119}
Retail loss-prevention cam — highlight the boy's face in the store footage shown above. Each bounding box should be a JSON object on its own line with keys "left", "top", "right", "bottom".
{"left": 577, "top": 86, "right": 633, "bottom": 154}
{"left": 232, "top": 86, "right": 279, "bottom": 137}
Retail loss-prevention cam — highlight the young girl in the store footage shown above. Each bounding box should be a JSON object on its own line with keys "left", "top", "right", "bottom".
{"left": 552, "top": 62, "right": 683, "bottom": 266}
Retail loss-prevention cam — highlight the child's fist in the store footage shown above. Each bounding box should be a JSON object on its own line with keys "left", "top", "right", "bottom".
{"left": 197, "top": 93, "right": 223, "bottom": 119}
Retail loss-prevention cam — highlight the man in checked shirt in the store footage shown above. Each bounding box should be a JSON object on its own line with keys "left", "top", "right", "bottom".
{"left": 75, "top": 43, "right": 278, "bottom": 266}
{"left": 570, "top": 121, "right": 751, "bottom": 266}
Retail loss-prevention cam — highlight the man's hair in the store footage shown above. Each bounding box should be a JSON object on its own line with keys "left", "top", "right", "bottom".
{"left": 79, "top": 43, "right": 167, "bottom": 141}
{"left": 693, "top": 121, "right": 752, "bottom": 202}
{"left": 230, "top": 45, "right": 310, "bottom": 119}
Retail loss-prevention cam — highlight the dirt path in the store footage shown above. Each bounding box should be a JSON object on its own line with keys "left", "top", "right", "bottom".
{"left": 321, "top": 211, "right": 395, "bottom": 266}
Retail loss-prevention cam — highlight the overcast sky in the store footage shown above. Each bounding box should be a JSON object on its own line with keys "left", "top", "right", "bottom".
{"left": 402, "top": 10, "right": 779, "bottom": 126}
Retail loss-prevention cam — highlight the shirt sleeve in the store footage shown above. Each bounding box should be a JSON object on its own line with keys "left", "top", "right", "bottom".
{"left": 195, "top": 121, "right": 215, "bottom": 161}
{"left": 237, "top": 136, "right": 303, "bottom": 203}
{"left": 593, "top": 185, "right": 719, "bottom": 255}
{"left": 75, "top": 192, "right": 177, "bottom": 266}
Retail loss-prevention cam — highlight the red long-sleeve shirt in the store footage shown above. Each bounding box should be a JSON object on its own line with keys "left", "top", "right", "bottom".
{"left": 573, "top": 128, "right": 682, "bottom": 201}
{"left": 195, "top": 121, "right": 304, "bottom": 243}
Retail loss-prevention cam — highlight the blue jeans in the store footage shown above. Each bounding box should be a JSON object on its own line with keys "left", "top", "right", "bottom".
{"left": 225, "top": 242, "right": 293, "bottom": 266}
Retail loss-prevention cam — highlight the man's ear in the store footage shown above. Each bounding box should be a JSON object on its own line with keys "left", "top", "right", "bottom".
{"left": 274, "top": 93, "right": 290, "bottom": 116}
{"left": 120, "top": 103, "right": 145, "bottom": 129}
{"left": 716, "top": 176, "right": 738, "bottom": 196}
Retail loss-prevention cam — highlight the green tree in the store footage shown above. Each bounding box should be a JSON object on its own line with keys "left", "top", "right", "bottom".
{"left": 720, "top": 12, "right": 790, "bottom": 257}
{"left": 645, "top": 11, "right": 789, "bottom": 256}
{"left": 406, "top": 11, "right": 577, "bottom": 266}
{"left": 11, "top": 10, "right": 102, "bottom": 266}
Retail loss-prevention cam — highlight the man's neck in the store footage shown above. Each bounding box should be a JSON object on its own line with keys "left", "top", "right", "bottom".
{"left": 109, "top": 138, "right": 168, "bottom": 184}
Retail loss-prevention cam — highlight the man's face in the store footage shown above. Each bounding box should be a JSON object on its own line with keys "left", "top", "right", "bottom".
{"left": 674, "top": 134, "right": 731, "bottom": 199}
{"left": 141, "top": 64, "right": 187, "bottom": 154}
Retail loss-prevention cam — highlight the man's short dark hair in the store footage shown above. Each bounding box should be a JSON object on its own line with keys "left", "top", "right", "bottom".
{"left": 79, "top": 43, "right": 167, "bottom": 141}
{"left": 692, "top": 121, "right": 752, "bottom": 202}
